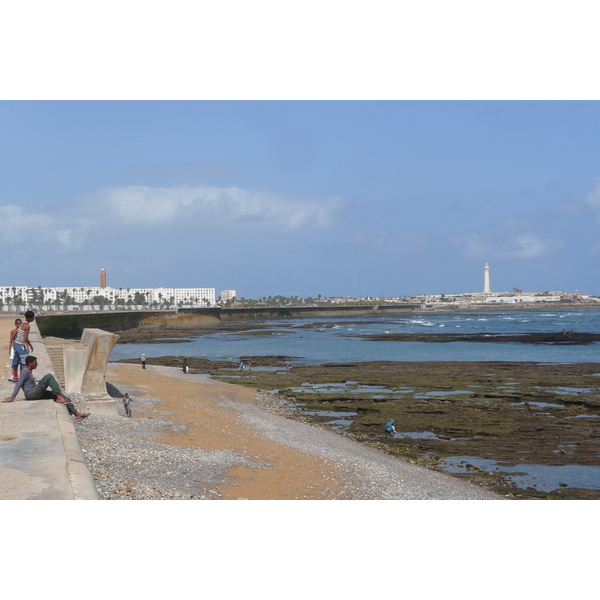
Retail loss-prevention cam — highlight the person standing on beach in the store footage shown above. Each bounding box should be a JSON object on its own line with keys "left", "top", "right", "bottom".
{"left": 3, "top": 355, "right": 90, "bottom": 420}
{"left": 141, "top": 354, "right": 146, "bottom": 369}
{"left": 183, "top": 358, "right": 188, "bottom": 374}
{"left": 7, "top": 318, "right": 23, "bottom": 382}
{"left": 11, "top": 311, "right": 35, "bottom": 375}
{"left": 123, "top": 393, "right": 132, "bottom": 417}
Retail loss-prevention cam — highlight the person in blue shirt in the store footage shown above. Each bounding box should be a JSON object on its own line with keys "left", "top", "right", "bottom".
{"left": 384, "top": 420, "right": 396, "bottom": 436}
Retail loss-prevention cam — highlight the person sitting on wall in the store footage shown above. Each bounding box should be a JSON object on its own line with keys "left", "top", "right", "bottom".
{"left": 3, "top": 355, "right": 90, "bottom": 420}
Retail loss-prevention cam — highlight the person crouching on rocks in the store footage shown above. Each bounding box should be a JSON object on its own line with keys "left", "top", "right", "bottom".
{"left": 384, "top": 420, "right": 396, "bottom": 437}
{"left": 123, "top": 393, "right": 132, "bottom": 417}
{"left": 3, "top": 355, "right": 90, "bottom": 421}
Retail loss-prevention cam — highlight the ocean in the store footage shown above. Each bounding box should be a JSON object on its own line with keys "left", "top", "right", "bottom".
{"left": 108, "top": 309, "right": 600, "bottom": 364}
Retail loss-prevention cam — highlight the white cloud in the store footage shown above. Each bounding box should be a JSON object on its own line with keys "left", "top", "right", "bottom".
{"left": 455, "top": 231, "right": 549, "bottom": 260}
{"left": 0, "top": 185, "right": 345, "bottom": 256}
{"left": 84, "top": 185, "right": 344, "bottom": 230}
{"left": 457, "top": 233, "right": 489, "bottom": 258}
{"left": 584, "top": 177, "right": 600, "bottom": 213}
{"left": 0, "top": 204, "right": 71, "bottom": 247}
{"left": 500, "top": 233, "right": 547, "bottom": 259}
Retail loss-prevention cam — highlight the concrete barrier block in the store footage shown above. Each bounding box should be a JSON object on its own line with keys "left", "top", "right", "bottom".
{"left": 80, "top": 329, "right": 119, "bottom": 395}
{"left": 64, "top": 345, "right": 88, "bottom": 394}
{"left": 60, "top": 328, "right": 120, "bottom": 415}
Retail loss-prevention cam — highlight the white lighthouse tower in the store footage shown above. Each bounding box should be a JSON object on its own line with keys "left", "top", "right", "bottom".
{"left": 484, "top": 263, "right": 491, "bottom": 294}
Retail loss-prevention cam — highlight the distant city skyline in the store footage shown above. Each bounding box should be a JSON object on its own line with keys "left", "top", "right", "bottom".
{"left": 0, "top": 259, "right": 593, "bottom": 303}
{"left": 2, "top": 101, "right": 600, "bottom": 298}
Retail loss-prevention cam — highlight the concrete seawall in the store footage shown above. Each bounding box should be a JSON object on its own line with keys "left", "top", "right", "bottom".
{"left": 36, "top": 304, "right": 420, "bottom": 337}
{"left": 0, "top": 316, "right": 99, "bottom": 499}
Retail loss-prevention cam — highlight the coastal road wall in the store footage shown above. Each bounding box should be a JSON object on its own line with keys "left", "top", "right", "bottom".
{"left": 36, "top": 304, "right": 420, "bottom": 337}
{"left": 35, "top": 302, "right": 598, "bottom": 339}
{"left": 0, "top": 316, "right": 99, "bottom": 499}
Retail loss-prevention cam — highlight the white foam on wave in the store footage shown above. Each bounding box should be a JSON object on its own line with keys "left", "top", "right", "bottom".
{"left": 409, "top": 319, "right": 435, "bottom": 327}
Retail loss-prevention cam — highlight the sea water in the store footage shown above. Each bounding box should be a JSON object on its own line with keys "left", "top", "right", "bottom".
{"left": 109, "top": 309, "right": 600, "bottom": 364}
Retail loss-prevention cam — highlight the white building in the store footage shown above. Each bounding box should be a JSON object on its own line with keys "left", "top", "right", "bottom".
{"left": 485, "top": 295, "right": 562, "bottom": 303}
{"left": 171, "top": 288, "right": 215, "bottom": 306}
{"left": 0, "top": 286, "right": 28, "bottom": 305}
{"left": 221, "top": 290, "right": 236, "bottom": 302}
{"left": 0, "top": 284, "right": 216, "bottom": 309}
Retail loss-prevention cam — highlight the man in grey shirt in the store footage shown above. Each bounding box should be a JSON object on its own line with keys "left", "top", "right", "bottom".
{"left": 3, "top": 355, "right": 90, "bottom": 420}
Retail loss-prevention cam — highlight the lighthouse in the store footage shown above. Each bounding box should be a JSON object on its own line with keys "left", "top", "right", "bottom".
{"left": 484, "top": 263, "right": 491, "bottom": 294}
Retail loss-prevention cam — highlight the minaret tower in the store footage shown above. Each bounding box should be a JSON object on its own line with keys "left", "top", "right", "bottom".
{"left": 483, "top": 263, "right": 491, "bottom": 294}
{"left": 100, "top": 268, "right": 106, "bottom": 289}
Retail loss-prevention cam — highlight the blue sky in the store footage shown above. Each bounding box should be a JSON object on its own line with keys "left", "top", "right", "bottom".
{"left": 2, "top": 100, "right": 600, "bottom": 298}
{"left": 2, "top": 3, "right": 600, "bottom": 300}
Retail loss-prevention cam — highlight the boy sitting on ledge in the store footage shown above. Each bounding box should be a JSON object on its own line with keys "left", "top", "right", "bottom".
{"left": 3, "top": 355, "right": 90, "bottom": 421}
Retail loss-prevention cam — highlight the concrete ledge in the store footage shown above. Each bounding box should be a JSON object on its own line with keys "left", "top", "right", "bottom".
{"left": 1, "top": 315, "right": 99, "bottom": 499}
{"left": 0, "top": 400, "right": 98, "bottom": 500}
{"left": 55, "top": 406, "right": 99, "bottom": 500}
{"left": 28, "top": 319, "right": 56, "bottom": 376}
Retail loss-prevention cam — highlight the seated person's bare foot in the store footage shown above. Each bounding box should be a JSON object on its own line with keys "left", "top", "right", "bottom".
{"left": 75, "top": 412, "right": 90, "bottom": 420}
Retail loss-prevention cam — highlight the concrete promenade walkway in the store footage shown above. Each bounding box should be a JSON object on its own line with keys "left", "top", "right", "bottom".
{"left": 0, "top": 315, "right": 98, "bottom": 499}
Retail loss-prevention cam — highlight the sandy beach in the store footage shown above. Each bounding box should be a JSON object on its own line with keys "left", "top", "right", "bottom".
{"left": 68, "top": 361, "right": 500, "bottom": 500}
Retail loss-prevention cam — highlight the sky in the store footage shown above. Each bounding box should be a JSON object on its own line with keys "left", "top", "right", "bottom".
{"left": 2, "top": 100, "right": 600, "bottom": 298}
{"left": 2, "top": 3, "right": 600, "bottom": 300}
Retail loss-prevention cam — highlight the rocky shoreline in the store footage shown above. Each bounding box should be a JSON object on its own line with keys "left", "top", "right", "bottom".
{"left": 76, "top": 364, "right": 500, "bottom": 500}
{"left": 354, "top": 331, "right": 600, "bottom": 345}
{"left": 115, "top": 353, "right": 600, "bottom": 499}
